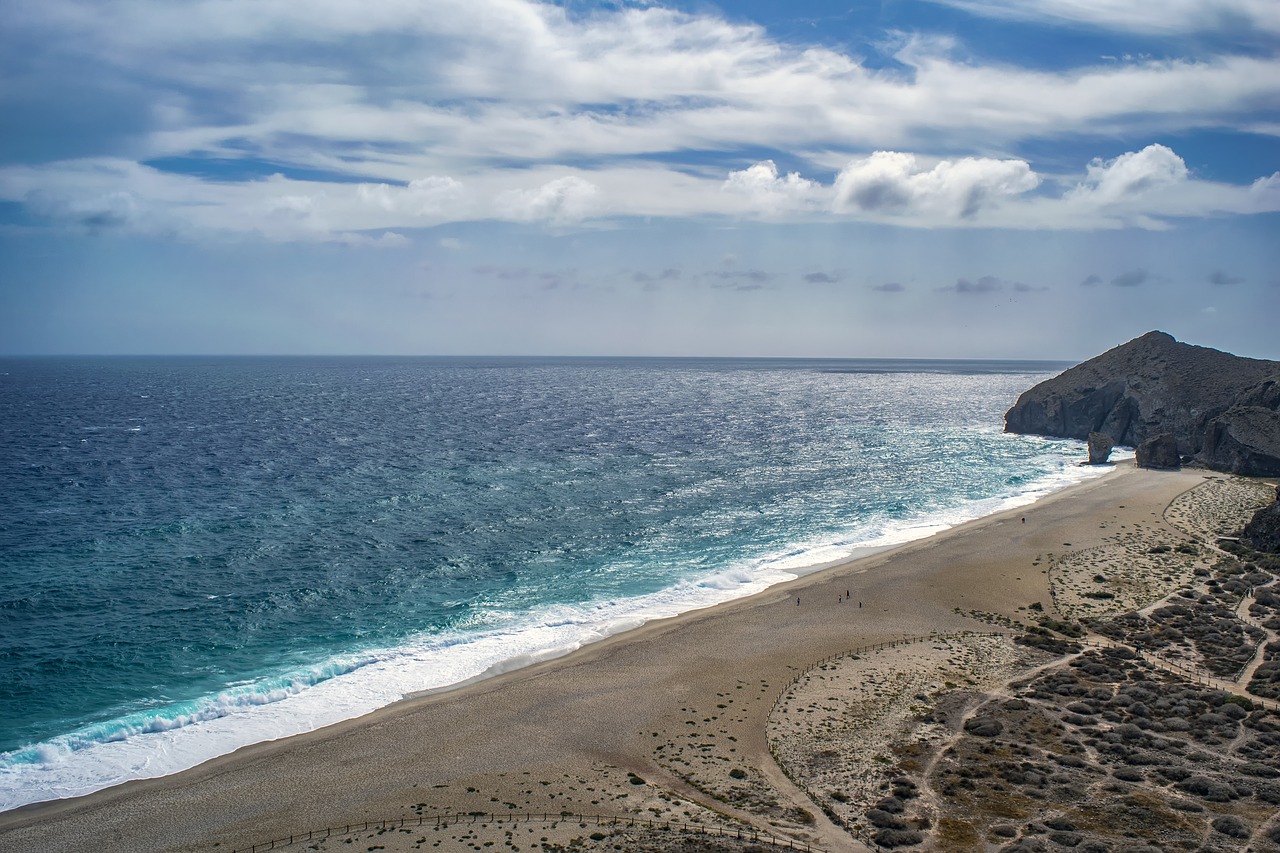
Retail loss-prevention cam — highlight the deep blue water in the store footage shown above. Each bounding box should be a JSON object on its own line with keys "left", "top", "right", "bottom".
{"left": 0, "top": 355, "right": 1090, "bottom": 809}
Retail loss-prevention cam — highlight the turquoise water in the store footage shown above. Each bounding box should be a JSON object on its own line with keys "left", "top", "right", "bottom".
{"left": 0, "top": 356, "right": 1095, "bottom": 809}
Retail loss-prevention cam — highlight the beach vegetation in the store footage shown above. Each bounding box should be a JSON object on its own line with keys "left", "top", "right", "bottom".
{"left": 784, "top": 805, "right": 814, "bottom": 825}
{"left": 874, "top": 827, "right": 924, "bottom": 847}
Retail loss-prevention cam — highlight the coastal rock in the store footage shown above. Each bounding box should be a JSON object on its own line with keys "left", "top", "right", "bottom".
{"left": 1199, "top": 404, "right": 1280, "bottom": 477}
{"left": 1087, "top": 431, "right": 1114, "bottom": 464}
{"left": 1004, "top": 331, "right": 1280, "bottom": 476}
{"left": 1242, "top": 488, "right": 1280, "bottom": 553}
{"left": 1135, "top": 433, "right": 1181, "bottom": 470}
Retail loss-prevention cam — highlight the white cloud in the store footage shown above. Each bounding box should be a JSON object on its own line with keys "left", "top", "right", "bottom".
{"left": 1047, "top": 144, "right": 1280, "bottom": 226}
{"left": 1070, "top": 144, "right": 1188, "bottom": 205}
{"left": 358, "top": 177, "right": 466, "bottom": 216}
{"left": 496, "top": 176, "right": 601, "bottom": 225}
{"left": 832, "top": 152, "right": 1040, "bottom": 219}
{"left": 723, "top": 161, "right": 820, "bottom": 215}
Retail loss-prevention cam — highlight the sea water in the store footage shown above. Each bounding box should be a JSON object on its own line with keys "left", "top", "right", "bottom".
{"left": 0, "top": 356, "right": 1114, "bottom": 810}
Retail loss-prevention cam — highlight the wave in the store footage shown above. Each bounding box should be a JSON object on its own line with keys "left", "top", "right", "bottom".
{"left": 0, "top": 437, "right": 1117, "bottom": 812}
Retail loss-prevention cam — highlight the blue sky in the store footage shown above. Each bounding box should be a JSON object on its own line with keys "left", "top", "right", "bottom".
{"left": 1, "top": 0, "right": 1277, "bottom": 359}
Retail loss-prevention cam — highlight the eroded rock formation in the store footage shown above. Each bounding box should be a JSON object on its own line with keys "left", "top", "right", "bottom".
{"left": 1087, "top": 431, "right": 1114, "bottom": 464}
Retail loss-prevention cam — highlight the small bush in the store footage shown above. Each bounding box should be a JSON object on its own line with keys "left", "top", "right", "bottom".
{"left": 1211, "top": 815, "right": 1249, "bottom": 839}
{"left": 875, "top": 828, "right": 924, "bottom": 847}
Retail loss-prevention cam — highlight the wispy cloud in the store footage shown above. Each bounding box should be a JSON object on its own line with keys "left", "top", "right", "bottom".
{"left": 925, "top": 0, "right": 1280, "bottom": 36}
{"left": 803, "top": 271, "right": 840, "bottom": 284}
{"left": 1, "top": 1, "right": 1278, "bottom": 241}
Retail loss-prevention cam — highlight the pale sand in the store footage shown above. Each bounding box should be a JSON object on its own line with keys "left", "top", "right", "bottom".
{"left": 0, "top": 463, "right": 1220, "bottom": 853}
{"left": 767, "top": 633, "right": 1046, "bottom": 844}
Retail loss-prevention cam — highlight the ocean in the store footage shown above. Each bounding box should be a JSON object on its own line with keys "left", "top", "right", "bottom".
{"left": 0, "top": 355, "right": 1111, "bottom": 810}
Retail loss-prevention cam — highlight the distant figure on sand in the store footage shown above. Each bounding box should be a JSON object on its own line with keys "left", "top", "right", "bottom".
{"left": 796, "top": 596, "right": 800, "bottom": 606}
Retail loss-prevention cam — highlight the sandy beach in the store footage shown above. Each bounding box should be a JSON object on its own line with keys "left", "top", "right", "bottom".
{"left": 3, "top": 462, "right": 1277, "bottom": 853}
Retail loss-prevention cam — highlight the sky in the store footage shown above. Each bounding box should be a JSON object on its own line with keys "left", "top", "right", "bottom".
{"left": 1, "top": 0, "right": 1278, "bottom": 360}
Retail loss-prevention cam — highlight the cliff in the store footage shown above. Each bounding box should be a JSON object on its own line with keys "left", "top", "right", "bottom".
{"left": 1004, "top": 331, "right": 1280, "bottom": 476}
{"left": 1243, "top": 486, "right": 1280, "bottom": 553}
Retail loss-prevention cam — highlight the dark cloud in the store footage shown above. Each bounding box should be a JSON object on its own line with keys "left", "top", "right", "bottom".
{"left": 1080, "top": 273, "right": 1102, "bottom": 287}
{"left": 959, "top": 185, "right": 990, "bottom": 219}
{"left": 871, "top": 282, "right": 905, "bottom": 293}
{"left": 803, "top": 271, "right": 839, "bottom": 284}
{"left": 1110, "top": 269, "right": 1148, "bottom": 287}
{"left": 943, "top": 275, "right": 1003, "bottom": 294}
{"left": 844, "top": 178, "right": 911, "bottom": 213}
{"left": 80, "top": 210, "right": 130, "bottom": 230}
{"left": 1209, "top": 271, "right": 1243, "bottom": 286}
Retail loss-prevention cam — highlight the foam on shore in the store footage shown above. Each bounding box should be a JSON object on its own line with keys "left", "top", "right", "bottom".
{"left": 0, "top": 442, "right": 1128, "bottom": 813}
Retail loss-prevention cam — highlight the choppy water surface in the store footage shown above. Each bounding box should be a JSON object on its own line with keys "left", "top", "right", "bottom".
{"left": 0, "top": 355, "right": 1097, "bottom": 809}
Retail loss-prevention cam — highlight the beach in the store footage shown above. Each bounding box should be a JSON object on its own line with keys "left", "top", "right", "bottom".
{"left": 3, "top": 461, "right": 1276, "bottom": 853}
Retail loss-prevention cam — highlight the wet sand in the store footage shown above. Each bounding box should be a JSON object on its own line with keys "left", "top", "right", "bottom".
{"left": 0, "top": 462, "right": 1220, "bottom": 853}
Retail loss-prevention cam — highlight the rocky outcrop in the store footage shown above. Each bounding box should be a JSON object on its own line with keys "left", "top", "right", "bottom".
{"left": 1135, "top": 433, "right": 1180, "bottom": 469}
{"left": 1201, "top": 405, "right": 1280, "bottom": 476}
{"left": 1198, "top": 379, "right": 1280, "bottom": 476}
{"left": 1005, "top": 331, "right": 1280, "bottom": 476}
{"left": 1087, "top": 432, "right": 1114, "bottom": 464}
{"left": 1243, "top": 487, "right": 1280, "bottom": 553}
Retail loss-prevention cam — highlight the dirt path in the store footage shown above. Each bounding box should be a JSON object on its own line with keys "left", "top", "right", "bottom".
{"left": 1233, "top": 585, "right": 1280, "bottom": 690}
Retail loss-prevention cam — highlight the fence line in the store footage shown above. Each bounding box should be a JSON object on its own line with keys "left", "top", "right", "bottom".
{"left": 1074, "top": 637, "right": 1280, "bottom": 712}
{"left": 232, "top": 812, "right": 819, "bottom": 853}
{"left": 232, "top": 618, "right": 1280, "bottom": 853}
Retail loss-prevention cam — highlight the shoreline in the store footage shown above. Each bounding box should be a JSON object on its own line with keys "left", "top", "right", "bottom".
{"left": 0, "top": 446, "right": 1116, "bottom": 814}
{"left": 0, "top": 461, "right": 1244, "bottom": 852}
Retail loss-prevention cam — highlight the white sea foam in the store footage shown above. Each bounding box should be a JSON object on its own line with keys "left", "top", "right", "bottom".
{"left": 0, "top": 438, "right": 1120, "bottom": 812}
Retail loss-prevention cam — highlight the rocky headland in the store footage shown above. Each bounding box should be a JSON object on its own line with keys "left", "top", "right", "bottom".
{"left": 1004, "top": 331, "right": 1280, "bottom": 476}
